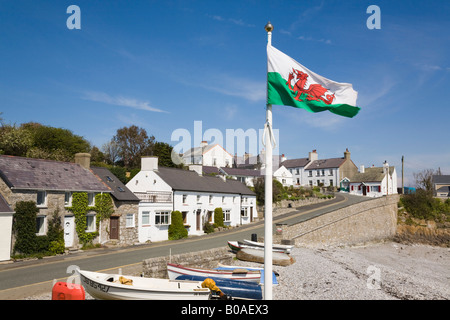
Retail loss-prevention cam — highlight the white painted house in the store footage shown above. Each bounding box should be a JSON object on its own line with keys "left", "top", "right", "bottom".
{"left": 349, "top": 162, "right": 398, "bottom": 197}
{"left": 0, "top": 194, "right": 13, "bottom": 261}
{"left": 126, "top": 157, "right": 257, "bottom": 243}
{"left": 182, "top": 141, "right": 233, "bottom": 168}
{"left": 273, "top": 165, "right": 293, "bottom": 187}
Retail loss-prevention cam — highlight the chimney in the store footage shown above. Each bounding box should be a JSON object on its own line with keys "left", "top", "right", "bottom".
{"left": 383, "top": 160, "right": 389, "bottom": 174}
{"left": 189, "top": 164, "right": 203, "bottom": 176}
{"left": 308, "top": 149, "right": 318, "bottom": 162}
{"left": 360, "top": 165, "right": 365, "bottom": 173}
{"left": 75, "top": 153, "right": 91, "bottom": 170}
{"left": 281, "top": 154, "right": 287, "bottom": 163}
{"left": 200, "top": 141, "right": 208, "bottom": 148}
{"left": 141, "top": 156, "right": 158, "bottom": 171}
{"left": 344, "top": 148, "right": 351, "bottom": 160}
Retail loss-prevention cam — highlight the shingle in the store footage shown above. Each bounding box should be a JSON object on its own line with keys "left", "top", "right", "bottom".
{"left": 306, "top": 158, "right": 346, "bottom": 169}
{"left": 0, "top": 155, "right": 110, "bottom": 192}
{"left": 281, "top": 158, "right": 310, "bottom": 168}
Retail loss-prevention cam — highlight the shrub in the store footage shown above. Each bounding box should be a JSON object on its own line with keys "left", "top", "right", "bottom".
{"left": 49, "top": 240, "right": 65, "bottom": 255}
{"left": 168, "top": 211, "right": 188, "bottom": 240}
{"left": 214, "top": 208, "right": 224, "bottom": 227}
{"left": 13, "top": 201, "right": 39, "bottom": 255}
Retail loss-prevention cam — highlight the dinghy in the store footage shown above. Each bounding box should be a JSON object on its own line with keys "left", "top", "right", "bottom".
{"left": 78, "top": 270, "right": 210, "bottom": 300}
{"left": 176, "top": 275, "right": 263, "bottom": 300}
{"left": 243, "top": 239, "right": 293, "bottom": 254}
{"left": 167, "top": 263, "right": 261, "bottom": 283}
{"left": 214, "top": 263, "right": 279, "bottom": 285}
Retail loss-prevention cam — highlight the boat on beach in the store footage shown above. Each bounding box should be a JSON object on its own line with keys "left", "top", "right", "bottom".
{"left": 243, "top": 239, "right": 294, "bottom": 254}
{"left": 167, "top": 263, "right": 261, "bottom": 283}
{"left": 175, "top": 275, "right": 263, "bottom": 300}
{"left": 78, "top": 270, "right": 210, "bottom": 300}
{"left": 215, "top": 263, "right": 279, "bottom": 284}
{"left": 227, "top": 240, "right": 293, "bottom": 254}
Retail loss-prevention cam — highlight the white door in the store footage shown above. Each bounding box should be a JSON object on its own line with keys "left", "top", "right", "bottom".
{"left": 64, "top": 216, "right": 75, "bottom": 248}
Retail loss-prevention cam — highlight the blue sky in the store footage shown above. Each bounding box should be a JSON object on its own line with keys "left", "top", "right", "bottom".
{"left": 1, "top": 0, "right": 449, "bottom": 186}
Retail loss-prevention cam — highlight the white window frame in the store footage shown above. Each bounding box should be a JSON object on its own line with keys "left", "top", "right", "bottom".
{"left": 86, "top": 214, "right": 96, "bottom": 232}
{"left": 126, "top": 213, "right": 135, "bottom": 228}
{"left": 223, "top": 209, "right": 231, "bottom": 222}
{"left": 37, "top": 191, "right": 47, "bottom": 207}
{"left": 155, "top": 211, "right": 171, "bottom": 225}
{"left": 142, "top": 211, "right": 150, "bottom": 226}
{"left": 182, "top": 194, "right": 187, "bottom": 204}
{"left": 36, "top": 215, "right": 45, "bottom": 235}
{"left": 64, "top": 192, "right": 72, "bottom": 207}
{"left": 88, "top": 193, "right": 96, "bottom": 206}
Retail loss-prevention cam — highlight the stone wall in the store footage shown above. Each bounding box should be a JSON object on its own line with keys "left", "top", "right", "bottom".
{"left": 276, "top": 195, "right": 399, "bottom": 248}
{"left": 257, "top": 196, "right": 335, "bottom": 219}
{"left": 142, "top": 247, "right": 234, "bottom": 279}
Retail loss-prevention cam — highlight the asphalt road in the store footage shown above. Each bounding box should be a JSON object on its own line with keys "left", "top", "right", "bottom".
{"left": 0, "top": 193, "right": 369, "bottom": 299}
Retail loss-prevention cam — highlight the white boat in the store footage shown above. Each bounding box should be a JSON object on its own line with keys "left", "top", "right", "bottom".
{"left": 242, "top": 239, "right": 293, "bottom": 254}
{"left": 167, "top": 263, "right": 261, "bottom": 283}
{"left": 78, "top": 270, "right": 211, "bottom": 300}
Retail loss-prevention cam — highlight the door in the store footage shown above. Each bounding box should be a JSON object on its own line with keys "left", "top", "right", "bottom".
{"left": 250, "top": 207, "right": 253, "bottom": 222}
{"left": 64, "top": 216, "right": 75, "bottom": 248}
{"left": 196, "top": 210, "right": 201, "bottom": 231}
{"left": 110, "top": 216, "right": 119, "bottom": 240}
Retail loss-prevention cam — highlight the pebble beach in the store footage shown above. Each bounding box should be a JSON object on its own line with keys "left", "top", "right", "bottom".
{"left": 24, "top": 241, "right": 449, "bottom": 300}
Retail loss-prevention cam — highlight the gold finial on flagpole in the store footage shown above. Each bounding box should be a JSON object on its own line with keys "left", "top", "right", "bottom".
{"left": 265, "top": 21, "right": 273, "bottom": 32}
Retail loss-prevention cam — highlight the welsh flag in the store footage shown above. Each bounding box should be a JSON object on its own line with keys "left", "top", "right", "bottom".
{"left": 267, "top": 44, "right": 360, "bottom": 118}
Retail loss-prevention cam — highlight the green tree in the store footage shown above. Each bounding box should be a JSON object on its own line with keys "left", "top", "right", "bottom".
{"left": 153, "top": 141, "right": 182, "bottom": 168}
{"left": 214, "top": 207, "right": 224, "bottom": 227}
{"left": 113, "top": 125, "right": 155, "bottom": 169}
{"left": 168, "top": 211, "right": 188, "bottom": 240}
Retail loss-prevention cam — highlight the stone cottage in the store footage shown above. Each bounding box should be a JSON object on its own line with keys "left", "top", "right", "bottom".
{"left": 0, "top": 153, "right": 139, "bottom": 253}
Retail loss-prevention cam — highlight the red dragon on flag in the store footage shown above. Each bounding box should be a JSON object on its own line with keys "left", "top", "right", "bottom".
{"left": 286, "top": 68, "right": 335, "bottom": 105}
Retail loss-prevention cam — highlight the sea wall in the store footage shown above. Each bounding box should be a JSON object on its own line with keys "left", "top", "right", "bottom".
{"left": 142, "top": 247, "right": 234, "bottom": 279}
{"left": 276, "top": 195, "right": 399, "bottom": 248}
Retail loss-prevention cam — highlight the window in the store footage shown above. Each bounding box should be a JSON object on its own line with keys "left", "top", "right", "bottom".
{"left": 316, "top": 170, "right": 320, "bottom": 177}
{"left": 296, "top": 169, "right": 300, "bottom": 175}
{"left": 37, "top": 191, "right": 46, "bottom": 207}
{"left": 126, "top": 214, "right": 134, "bottom": 227}
{"left": 296, "top": 178, "right": 300, "bottom": 185}
{"left": 86, "top": 214, "right": 96, "bottom": 232}
{"left": 233, "top": 196, "right": 237, "bottom": 203}
{"left": 197, "top": 195, "right": 201, "bottom": 203}
{"left": 155, "top": 211, "right": 170, "bottom": 225}
{"left": 182, "top": 194, "right": 187, "bottom": 204}
{"left": 321, "top": 170, "right": 325, "bottom": 176}
{"left": 209, "top": 195, "right": 213, "bottom": 203}
{"left": 64, "top": 192, "right": 72, "bottom": 206}
{"left": 182, "top": 211, "right": 188, "bottom": 224}
{"left": 142, "top": 211, "right": 150, "bottom": 225}
{"left": 222, "top": 196, "right": 225, "bottom": 203}
{"left": 117, "top": 187, "right": 125, "bottom": 192}
{"left": 88, "top": 193, "right": 95, "bottom": 206}
{"left": 36, "top": 216, "right": 45, "bottom": 235}
{"left": 330, "top": 179, "right": 334, "bottom": 187}
{"left": 241, "top": 207, "right": 248, "bottom": 217}
{"left": 308, "top": 170, "right": 312, "bottom": 177}
{"left": 329, "top": 169, "right": 333, "bottom": 176}
{"left": 223, "top": 209, "right": 231, "bottom": 222}
{"left": 106, "top": 176, "right": 114, "bottom": 182}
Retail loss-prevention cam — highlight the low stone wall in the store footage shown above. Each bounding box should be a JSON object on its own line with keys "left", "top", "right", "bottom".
{"left": 142, "top": 247, "right": 234, "bottom": 279}
{"left": 277, "top": 195, "right": 399, "bottom": 248}
{"left": 257, "top": 196, "right": 335, "bottom": 219}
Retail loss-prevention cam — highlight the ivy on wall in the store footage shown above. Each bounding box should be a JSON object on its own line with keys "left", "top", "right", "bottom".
{"left": 68, "top": 192, "right": 114, "bottom": 247}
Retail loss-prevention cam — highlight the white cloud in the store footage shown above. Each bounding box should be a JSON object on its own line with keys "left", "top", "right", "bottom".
{"left": 82, "top": 91, "right": 167, "bottom": 113}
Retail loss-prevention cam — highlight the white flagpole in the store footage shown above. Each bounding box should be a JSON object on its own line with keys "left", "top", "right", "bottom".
{"left": 264, "top": 21, "right": 274, "bottom": 300}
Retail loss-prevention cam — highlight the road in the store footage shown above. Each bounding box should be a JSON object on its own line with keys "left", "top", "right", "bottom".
{"left": 0, "top": 193, "right": 369, "bottom": 299}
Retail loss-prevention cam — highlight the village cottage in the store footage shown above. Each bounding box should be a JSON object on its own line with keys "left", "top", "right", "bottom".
{"left": 0, "top": 193, "right": 13, "bottom": 261}
{"left": 126, "top": 157, "right": 257, "bottom": 243}
{"left": 348, "top": 161, "right": 398, "bottom": 197}
{"left": 0, "top": 154, "right": 139, "bottom": 254}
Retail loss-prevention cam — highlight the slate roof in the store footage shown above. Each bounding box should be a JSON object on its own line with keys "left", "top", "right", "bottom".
{"left": 305, "top": 158, "right": 346, "bottom": 170}
{"left": 281, "top": 158, "right": 310, "bottom": 168}
{"left": 432, "top": 175, "right": 450, "bottom": 184}
{"left": 220, "top": 167, "right": 261, "bottom": 177}
{"left": 90, "top": 167, "right": 139, "bottom": 202}
{"left": 0, "top": 155, "right": 111, "bottom": 192}
{"left": 350, "top": 167, "right": 395, "bottom": 183}
{"left": 155, "top": 167, "right": 255, "bottom": 196}
{"left": 0, "top": 193, "right": 13, "bottom": 213}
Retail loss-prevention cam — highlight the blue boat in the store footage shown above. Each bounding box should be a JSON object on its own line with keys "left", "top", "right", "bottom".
{"left": 175, "top": 275, "right": 263, "bottom": 300}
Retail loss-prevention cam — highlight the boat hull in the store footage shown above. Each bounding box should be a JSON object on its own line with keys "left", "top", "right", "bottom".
{"left": 78, "top": 270, "right": 210, "bottom": 300}
{"left": 243, "top": 239, "right": 293, "bottom": 254}
{"left": 176, "top": 275, "right": 263, "bottom": 300}
{"left": 167, "top": 263, "right": 261, "bottom": 283}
